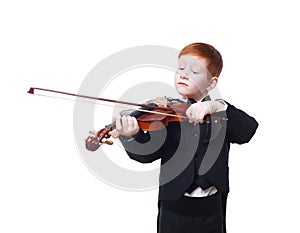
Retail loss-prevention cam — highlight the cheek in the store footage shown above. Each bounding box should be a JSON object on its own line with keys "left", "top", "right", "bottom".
{"left": 174, "top": 72, "right": 180, "bottom": 83}
{"left": 190, "top": 74, "right": 206, "bottom": 86}
{"left": 189, "top": 79, "right": 206, "bottom": 92}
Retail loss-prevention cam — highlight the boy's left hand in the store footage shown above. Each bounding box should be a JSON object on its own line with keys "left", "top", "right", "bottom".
{"left": 185, "top": 101, "right": 225, "bottom": 124}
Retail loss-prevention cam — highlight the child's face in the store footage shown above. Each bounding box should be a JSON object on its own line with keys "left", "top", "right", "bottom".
{"left": 174, "top": 54, "right": 213, "bottom": 101}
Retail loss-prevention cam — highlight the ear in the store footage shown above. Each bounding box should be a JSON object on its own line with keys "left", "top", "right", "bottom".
{"left": 206, "top": 77, "right": 218, "bottom": 91}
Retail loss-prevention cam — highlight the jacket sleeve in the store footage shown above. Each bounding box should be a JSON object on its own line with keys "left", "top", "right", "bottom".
{"left": 119, "top": 129, "right": 163, "bottom": 163}
{"left": 225, "top": 101, "right": 258, "bottom": 144}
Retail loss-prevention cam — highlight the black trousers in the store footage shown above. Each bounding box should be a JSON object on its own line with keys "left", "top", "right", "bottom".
{"left": 221, "top": 192, "right": 228, "bottom": 233}
{"left": 158, "top": 192, "right": 226, "bottom": 233}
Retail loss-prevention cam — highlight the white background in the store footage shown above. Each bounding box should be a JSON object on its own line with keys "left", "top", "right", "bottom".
{"left": 1, "top": 0, "right": 300, "bottom": 232}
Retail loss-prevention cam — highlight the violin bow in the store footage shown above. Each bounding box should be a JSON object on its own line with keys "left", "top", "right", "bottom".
{"left": 27, "top": 87, "right": 188, "bottom": 118}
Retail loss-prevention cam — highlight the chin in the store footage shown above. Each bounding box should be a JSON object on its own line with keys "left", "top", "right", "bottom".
{"left": 177, "top": 91, "right": 189, "bottom": 98}
{"left": 176, "top": 87, "right": 188, "bottom": 96}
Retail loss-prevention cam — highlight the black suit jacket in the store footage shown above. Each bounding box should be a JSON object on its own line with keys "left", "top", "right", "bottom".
{"left": 119, "top": 100, "right": 258, "bottom": 200}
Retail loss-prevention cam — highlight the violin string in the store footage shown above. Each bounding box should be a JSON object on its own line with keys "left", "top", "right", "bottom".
{"left": 130, "top": 108, "right": 188, "bottom": 119}
{"left": 33, "top": 93, "right": 188, "bottom": 119}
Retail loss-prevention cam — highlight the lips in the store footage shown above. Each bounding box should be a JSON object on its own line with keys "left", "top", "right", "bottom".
{"left": 177, "top": 82, "right": 188, "bottom": 86}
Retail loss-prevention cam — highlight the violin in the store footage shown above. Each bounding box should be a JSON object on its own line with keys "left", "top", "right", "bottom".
{"left": 27, "top": 87, "right": 227, "bottom": 152}
{"left": 85, "top": 97, "right": 227, "bottom": 151}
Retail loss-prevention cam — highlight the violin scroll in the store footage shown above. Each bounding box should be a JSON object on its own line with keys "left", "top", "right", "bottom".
{"left": 85, "top": 125, "right": 120, "bottom": 151}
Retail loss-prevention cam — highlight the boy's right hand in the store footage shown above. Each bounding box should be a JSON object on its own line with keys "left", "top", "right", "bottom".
{"left": 115, "top": 115, "right": 140, "bottom": 137}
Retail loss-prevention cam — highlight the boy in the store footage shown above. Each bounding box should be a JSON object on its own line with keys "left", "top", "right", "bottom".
{"left": 116, "top": 42, "right": 258, "bottom": 233}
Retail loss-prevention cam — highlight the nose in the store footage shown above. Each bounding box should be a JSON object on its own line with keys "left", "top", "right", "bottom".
{"left": 179, "top": 74, "right": 188, "bottom": 80}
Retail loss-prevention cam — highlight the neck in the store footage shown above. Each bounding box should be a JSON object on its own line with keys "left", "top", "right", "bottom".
{"left": 195, "top": 96, "right": 206, "bottom": 102}
{"left": 193, "top": 92, "right": 208, "bottom": 102}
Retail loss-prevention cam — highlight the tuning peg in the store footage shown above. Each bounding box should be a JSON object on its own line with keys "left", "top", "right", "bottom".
{"left": 89, "top": 130, "right": 97, "bottom": 136}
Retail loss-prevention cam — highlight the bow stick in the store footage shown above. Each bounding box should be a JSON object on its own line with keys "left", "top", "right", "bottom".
{"left": 27, "top": 87, "right": 187, "bottom": 118}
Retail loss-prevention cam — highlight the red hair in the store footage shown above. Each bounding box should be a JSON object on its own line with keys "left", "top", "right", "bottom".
{"left": 179, "top": 42, "right": 223, "bottom": 77}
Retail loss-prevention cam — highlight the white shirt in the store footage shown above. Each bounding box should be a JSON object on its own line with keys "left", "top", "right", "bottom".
{"left": 184, "top": 186, "right": 218, "bottom": 197}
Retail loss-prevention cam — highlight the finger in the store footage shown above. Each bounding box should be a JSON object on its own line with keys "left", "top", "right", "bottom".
{"left": 122, "top": 115, "right": 128, "bottom": 129}
{"left": 127, "top": 116, "right": 134, "bottom": 130}
{"left": 192, "top": 104, "right": 201, "bottom": 123}
{"left": 198, "top": 104, "right": 210, "bottom": 123}
{"left": 129, "top": 116, "right": 139, "bottom": 134}
{"left": 116, "top": 117, "right": 122, "bottom": 131}
{"left": 186, "top": 106, "right": 194, "bottom": 123}
{"left": 191, "top": 107, "right": 198, "bottom": 123}
{"left": 185, "top": 106, "right": 191, "bottom": 116}
{"left": 112, "top": 117, "right": 117, "bottom": 122}
{"left": 197, "top": 112, "right": 204, "bottom": 124}
{"left": 130, "top": 117, "right": 139, "bottom": 135}
{"left": 132, "top": 117, "right": 139, "bottom": 131}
